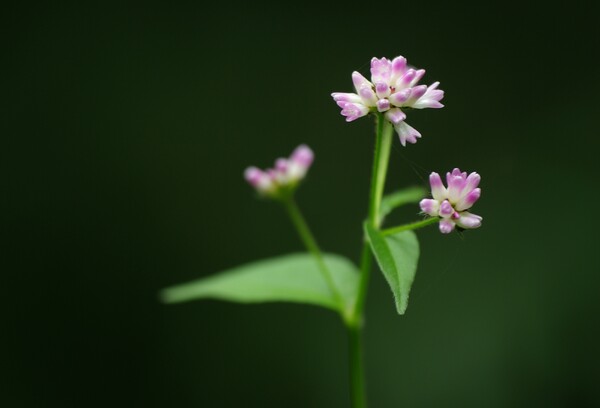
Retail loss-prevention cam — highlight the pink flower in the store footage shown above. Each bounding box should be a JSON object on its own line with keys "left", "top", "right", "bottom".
{"left": 244, "top": 145, "right": 314, "bottom": 197}
{"left": 332, "top": 56, "right": 444, "bottom": 146}
{"left": 420, "top": 168, "right": 482, "bottom": 234}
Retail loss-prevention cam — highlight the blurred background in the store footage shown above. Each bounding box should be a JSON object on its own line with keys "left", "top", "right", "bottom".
{"left": 3, "top": 1, "right": 599, "bottom": 407}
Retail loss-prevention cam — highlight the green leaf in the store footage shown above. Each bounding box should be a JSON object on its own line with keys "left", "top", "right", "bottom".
{"left": 380, "top": 186, "right": 427, "bottom": 222}
{"left": 364, "top": 223, "right": 420, "bottom": 314}
{"left": 160, "top": 253, "right": 359, "bottom": 316}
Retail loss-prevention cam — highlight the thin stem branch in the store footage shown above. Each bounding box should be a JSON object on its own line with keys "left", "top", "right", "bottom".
{"left": 381, "top": 217, "right": 439, "bottom": 236}
{"left": 283, "top": 196, "right": 345, "bottom": 316}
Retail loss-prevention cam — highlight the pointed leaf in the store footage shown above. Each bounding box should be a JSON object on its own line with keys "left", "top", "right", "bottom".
{"left": 365, "top": 223, "right": 420, "bottom": 314}
{"left": 160, "top": 253, "right": 359, "bottom": 316}
{"left": 380, "top": 186, "right": 427, "bottom": 222}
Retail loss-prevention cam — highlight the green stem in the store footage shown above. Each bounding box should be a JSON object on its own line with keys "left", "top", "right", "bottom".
{"left": 367, "top": 114, "right": 394, "bottom": 229}
{"left": 347, "top": 113, "right": 394, "bottom": 408}
{"left": 352, "top": 114, "right": 394, "bottom": 323}
{"left": 283, "top": 196, "right": 345, "bottom": 317}
{"left": 348, "top": 326, "right": 366, "bottom": 408}
{"left": 352, "top": 243, "right": 372, "bottom": 325}
{"left": 381, "top": 217, "right": 439, "bottom": 236}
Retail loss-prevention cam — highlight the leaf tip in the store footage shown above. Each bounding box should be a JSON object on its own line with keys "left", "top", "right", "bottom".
{"left": 158, "top": 288, "right": 176, "bottom": 304}
{"left": 397, "top": 303, "right": 408, "bottom": 315}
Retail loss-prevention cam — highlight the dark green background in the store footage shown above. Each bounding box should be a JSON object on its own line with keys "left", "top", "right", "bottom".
{"left": 4, "top": 2, "right": 599, "bottom": 407}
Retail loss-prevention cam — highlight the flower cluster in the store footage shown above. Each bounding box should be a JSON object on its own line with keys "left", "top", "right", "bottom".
{"left": 244, "top": 145, "right": 314, "bottom": 198}
{"left": 244, "top": 55, "right": 483, "bottom": 235}
{"left": 332, "top": 56, "right": 444, "bottom": 146}
{"left": 420, "top": 169, "right": 483, "bottom": 234}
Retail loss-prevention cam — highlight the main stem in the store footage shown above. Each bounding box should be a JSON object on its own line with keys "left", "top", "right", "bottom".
{"left": 283, "top": 196, "right": 345, "bottom": 315}
{"left": 348, "top": 113, "right": 394, "bottom": 408}
{"left": 348, "top": 325, "right": 365, "bottom": 408}
{"left": 354, "top": 114, "right": 394, "bottom": 321}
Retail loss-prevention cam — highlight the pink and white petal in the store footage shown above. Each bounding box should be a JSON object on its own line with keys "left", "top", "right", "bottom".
{"left": 463, "top": 172, "right": 481, "bottom": 194}
{"left": 429, "top": 81, "right": 441, "bottom": 91}
{"left": 395, "top": 69, "right": 417, "bottom": 90}
{"left": 273, "top": 167, "right": 289, "bottom": 184}
{"left": 439, "top": 219, "right": 456, "bottom": 234}
{"left": 429, "top": 172, "right": 447, "bottom": 201}
{"left": 410, "top": 85, "right": 428, "bottom": 99}
{"left": 412, "top": 82, "right": 445, "bottom": 109}
{"left": 352, "top": 71, "right": 373, "bottom": 93}
{"left": 419, "top": 198, "right": 440, "bottom": 216}
{"left": 455, "top": 212, "right": 483, "bottom": 229}
{"left": 290, "top": 144, "right": 314, "bottom": 168}
{"left": 404, "top": 133, "right": 421, "bottom": 145}
{"left": 403, "top": 85, "right": 428, "bottom": 107}
{"left": 447, "top": 175, "right": 467, "bottom": 203}
{"left": 286, "top": 161, "right": 307, "bottom": 182}
{"left": 394, "top": 121, "right": 421, "bottom": 147}
{"left": 439, "top": 200, "right": 454, "bottom": 218}
{"left": 409, "top": 69, "right": 426, "bottom": 87}
{"left": 413, "top": 98, "right": 444, "bottom": 109}
{"left": 388, "top": 89, "right": 412, "bottom": 106}
{"left": 275, "top": 158, "right": 289, "bottom": 172}
{"left": 384, "top": 108, "right": 406, "bottom": 125}
{"left": 391, "top": 56, "right": 407, "bottom": 81}
{"left": 375, "top": 82, "right": 391, "bottom": 99}
{"left": 331, "top": 92, "right": 363, "bottom": 104}
{"left": 451, "top": 168, "right": 463, "bottom": 177}
{"left": 446, "top": 169, "right": 464, "bottom": 191}
{"left": 253, "top": 169, "right": 276, "bottom": 192}
{"left": 455, "top": 188, "right": 481, "bottom": 211}
{"left": 244, "top": 166, "right": 265, "bottom": 187}
{"left": 370, "top": 57, "right": 393, "bottom": 85}
{"left": 358, "top": 86, "right": 378, "bottom": 107}
{"left": 340, "top": 103, "right": 369, "bottom": 122}
{"left": 376, "top": 99, "right": 391, "bottom": 112}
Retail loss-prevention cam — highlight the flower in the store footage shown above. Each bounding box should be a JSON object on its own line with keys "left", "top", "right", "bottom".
{"left": 420, "top": 168, "right": 482, "bottom": 234}
{"left": 332, "top": 56, "right": 444, "bottom": 146}
{"left": 244, "top": 145, "right": 314, "bottom": 198}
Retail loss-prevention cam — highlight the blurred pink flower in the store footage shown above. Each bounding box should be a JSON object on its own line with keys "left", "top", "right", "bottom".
{"left": 244, "top": 145, "right": 314, "bottom": 197}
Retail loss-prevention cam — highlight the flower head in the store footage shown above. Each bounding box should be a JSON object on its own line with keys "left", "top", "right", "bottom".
{"left": 244, "top": 145, "right": 314, "bottom": 198}
{"left": 332, "top": 56, "right": 444, "bottom": 146}
{"left": 420, "top": 168, "right": 482, "bottom": 234}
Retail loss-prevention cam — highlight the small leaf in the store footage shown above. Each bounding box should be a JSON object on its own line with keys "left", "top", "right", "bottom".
{"left": 364, "top": 223, "right": 420, "bottom": 314}
{"left": 160, "top": 253, "right": 359, "bottom": 316}
{"left": 380, "top": 186, "right": 427, "bottom": 222}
